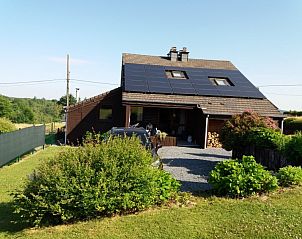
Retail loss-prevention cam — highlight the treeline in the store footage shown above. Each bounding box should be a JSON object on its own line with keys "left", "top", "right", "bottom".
{"left": 284, "top": 110, "right": 302, "bottom": 116}
{"left": 0, "top": 94, "right": 76, "bottom": 124}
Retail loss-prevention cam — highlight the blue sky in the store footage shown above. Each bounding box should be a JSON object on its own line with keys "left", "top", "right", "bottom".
{"left": 0, "top": 0, "right": 301, "bottom": 110}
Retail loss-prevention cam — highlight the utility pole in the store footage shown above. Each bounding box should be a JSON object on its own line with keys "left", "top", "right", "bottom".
{"left": 66, "top": 54, "right": 70, "bottom": 108}
{"left": 64, "top": 54, "right": 70, "bottom": 145}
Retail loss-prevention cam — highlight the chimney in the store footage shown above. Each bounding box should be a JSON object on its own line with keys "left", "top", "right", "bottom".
{"left": 168, "top": 47, "right": 178, "bottom": 62}
{"left": 179, "top": 47, "right": 189, "bottom": 62}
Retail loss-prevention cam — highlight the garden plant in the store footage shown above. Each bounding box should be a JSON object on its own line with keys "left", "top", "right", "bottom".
{"left": 13, "top": 136, "right": 179, "bottom": 226}
{"left": 209, "top": 155, "right": 278, "bottom": 197}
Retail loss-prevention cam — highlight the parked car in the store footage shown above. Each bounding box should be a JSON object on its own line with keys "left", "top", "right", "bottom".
{"left": 108, "top": 127, "right": 162, "bottom": 168}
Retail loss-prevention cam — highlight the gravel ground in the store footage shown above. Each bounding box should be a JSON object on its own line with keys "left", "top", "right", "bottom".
{"left": 158, "top": 146, "right": 232, "bottom": 193}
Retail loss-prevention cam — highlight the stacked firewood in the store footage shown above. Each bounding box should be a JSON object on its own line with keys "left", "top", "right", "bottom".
{"left": 207, "top": 131, "right": 222, "bottom": 148}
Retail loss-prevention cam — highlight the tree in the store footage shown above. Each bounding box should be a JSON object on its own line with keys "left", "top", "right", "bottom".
{"left": 0, "top": 117, "right": 16, "bottom": 134}
{"left": 220, "top": 110, "right": 279, "bottom": 151}
{"left": 9, "top": 98, "right": 32, "bottom": 123}
{"left": 0, "top": 95, "right": 13, "bottom": 118}
{"left": 0, "top": 95, "right": 63, "bottom": 124}
{"left": 57, "top": 94, "right": 77, "bottom": 106}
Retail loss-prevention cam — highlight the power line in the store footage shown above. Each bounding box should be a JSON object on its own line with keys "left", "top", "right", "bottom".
{"left": 0, "top": 78, "right": 119, "bottom": 86}
{"left": 72, "top": 79, "right": 118, "bottom": 85}
{"left": 265, "top": 92, "right": 302, "bottom": 96}
{"left": 258, "top": 84, "right": 302, "bottom": 88}
{"left": 0, "top": 79, "right": 64, "bottom": 85}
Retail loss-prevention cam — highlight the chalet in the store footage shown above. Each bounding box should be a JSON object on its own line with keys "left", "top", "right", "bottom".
{"left": 67, "top": 47, "right": 284, "bottom": 147}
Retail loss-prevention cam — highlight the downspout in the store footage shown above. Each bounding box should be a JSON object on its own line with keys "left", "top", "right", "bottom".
{"left": 204, "top": 114, "right": 209, "bottom": 149}
{"left": 197, "top": 104, "right": 209, "bottom": 149}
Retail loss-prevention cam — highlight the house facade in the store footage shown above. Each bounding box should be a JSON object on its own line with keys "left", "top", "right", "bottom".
{"left": 67, "top": 47, "right": 284, "bottom": 147}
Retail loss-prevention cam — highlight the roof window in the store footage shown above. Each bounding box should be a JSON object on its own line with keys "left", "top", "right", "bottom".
{"left": 209, "top": 77, "right": 233, "bottom": 86}
{"left": 166, "top": 70, "right": 188, "bottom": 79}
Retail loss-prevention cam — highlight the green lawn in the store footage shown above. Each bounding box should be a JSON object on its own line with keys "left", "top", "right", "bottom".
{"left": 1, "top": 147, "right": 302, "bottom": 239}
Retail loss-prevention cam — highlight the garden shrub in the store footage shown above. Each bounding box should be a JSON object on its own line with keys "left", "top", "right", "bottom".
{"left": 284, "top": 132, "right": 302, "bottom": 165}
{"left": 0, "top": 117, "right": 16, "bottom": 134}
{"left": 220, "top": 111, "right": 278, "bottom": 151}
{"left": 208, "top": 156, "right": 278, "bottom": 197}
{"left": 13, "top": 136, "right": 179, "bottom": 226}
{"left": 284, "top": 117, "right": 302, "bottom": 134}
{"left": 277, "top": 166, "right": 302, "bottom": 186}
{"left": 246, "top": 127, "right": 289, "bottom": 152}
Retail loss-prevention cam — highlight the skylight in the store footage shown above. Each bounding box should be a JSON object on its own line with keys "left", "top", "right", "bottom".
{"left": 166, "top": 70, "right": 188, "bottom": 79}
{"left": 209, "top": 77, "right": 233, "bottom": 86}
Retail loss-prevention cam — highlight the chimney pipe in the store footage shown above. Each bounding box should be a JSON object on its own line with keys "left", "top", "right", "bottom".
{"left": 168, "top": 47, "right": 178, "bottom": 62}
{"left": 179, "top": 47, "right": 189, "bottom": 62}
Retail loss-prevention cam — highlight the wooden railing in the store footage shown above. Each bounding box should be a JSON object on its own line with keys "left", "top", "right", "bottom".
{"left": 151, "top": 136, "right": 177, "bottom": 147}
{"left": 232, "top": 145, "right": 291, "bottom": 171}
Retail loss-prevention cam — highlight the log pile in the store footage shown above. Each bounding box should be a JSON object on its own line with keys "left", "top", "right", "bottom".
{"left": 207, "top": 131, "right": 222, "bottom": 148}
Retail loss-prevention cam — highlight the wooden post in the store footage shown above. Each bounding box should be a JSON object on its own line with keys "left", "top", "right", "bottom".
{"left": 281, "top": 119, "right": 284, "bottom": 134}
{"left": 125, "top": 105, "right": 131, "bottom": 127}
{"left": 65, "top": 54, "right": 70, "bottom": 145}
{"left": 204, "top": 115, "right": 209, "bottom": 149}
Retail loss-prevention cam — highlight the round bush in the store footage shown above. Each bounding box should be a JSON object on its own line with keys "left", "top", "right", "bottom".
{"left": 246, "top": 127, "right": 289, "bottom": 152}
{"left": 284, "top": 117, "right": 302, "bottom": 134}
{"left": 13, "top": 136, "right": 179, "bottom": 226}
{"left": 0, "top": 117, "right": 16, "bottom": 134}
{"left": 220, "top": 111, "right": 279, "bottom": 151}
{"left": 277, "top": 166, "right": 302, "bottom": 186}
{"left": 284, "top": 132, "right": 302, "bottom": 165}
{"left": 209, "top": 156, "right": 278, "bottom": 197}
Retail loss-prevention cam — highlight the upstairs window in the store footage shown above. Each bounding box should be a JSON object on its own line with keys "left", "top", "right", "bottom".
{"left": 166, "top": 70, "right": 188, "bottom": 79}
{"left": 99, "top": 107, "right": 112, "bottom": 120}
{"left": 209, "top": 77, "right": 233, "bottom": 86}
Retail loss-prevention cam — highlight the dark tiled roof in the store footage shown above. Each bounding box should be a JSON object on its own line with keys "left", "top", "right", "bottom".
{"left": 67, "top": 92, "right": 109, "bottom": 112}
{"left": 68, "top": 88, "right": 121, "bottom": 112}
{"left": 122, "top": 92, "right": 283, "bottom": 118}
{"left": 123, "top": 53, "right": 237, "bottom": 70}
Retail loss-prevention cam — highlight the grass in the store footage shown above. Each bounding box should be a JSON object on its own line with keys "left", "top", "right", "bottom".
{"left": 15, "top": 122, "right": 65, "bottom": 134}
{"left": 1, "top": 147, "right": 302, "bottom": 238}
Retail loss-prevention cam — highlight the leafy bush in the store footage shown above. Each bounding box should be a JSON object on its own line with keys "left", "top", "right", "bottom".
{"left": 246, "top": 127, "right": 289, "bottom": 152}
{"left": 0, "top": 117, "right": 16, "bottom": 134}
{"left": 284, "top": 117, "right": 302, "bottom": 133}
{"left": 209, "top": 156, "right": 278, "bottom": 197}
{"left": 84, "top": 131, "right": 111, "bottom": 145}
{"left": 220, "top": 111, "right": 279, "bottom": 151}
{"left": 277, "top": 166, "right": 302, "bottom": 186}
{"left": 13, "top": 136, "right": 179, "bottom": 226}
{"left": 284, "top": 132, "right": 302, "bottom": 165}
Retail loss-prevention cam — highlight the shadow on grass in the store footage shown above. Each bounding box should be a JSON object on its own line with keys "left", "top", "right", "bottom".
{"left": 0, "top": 201, "right": 29, "bottom": 234}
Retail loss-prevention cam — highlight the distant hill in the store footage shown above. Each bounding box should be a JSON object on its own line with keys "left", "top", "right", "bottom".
{"left": 0, "top": 94, "right": 63, "bottom": 123}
